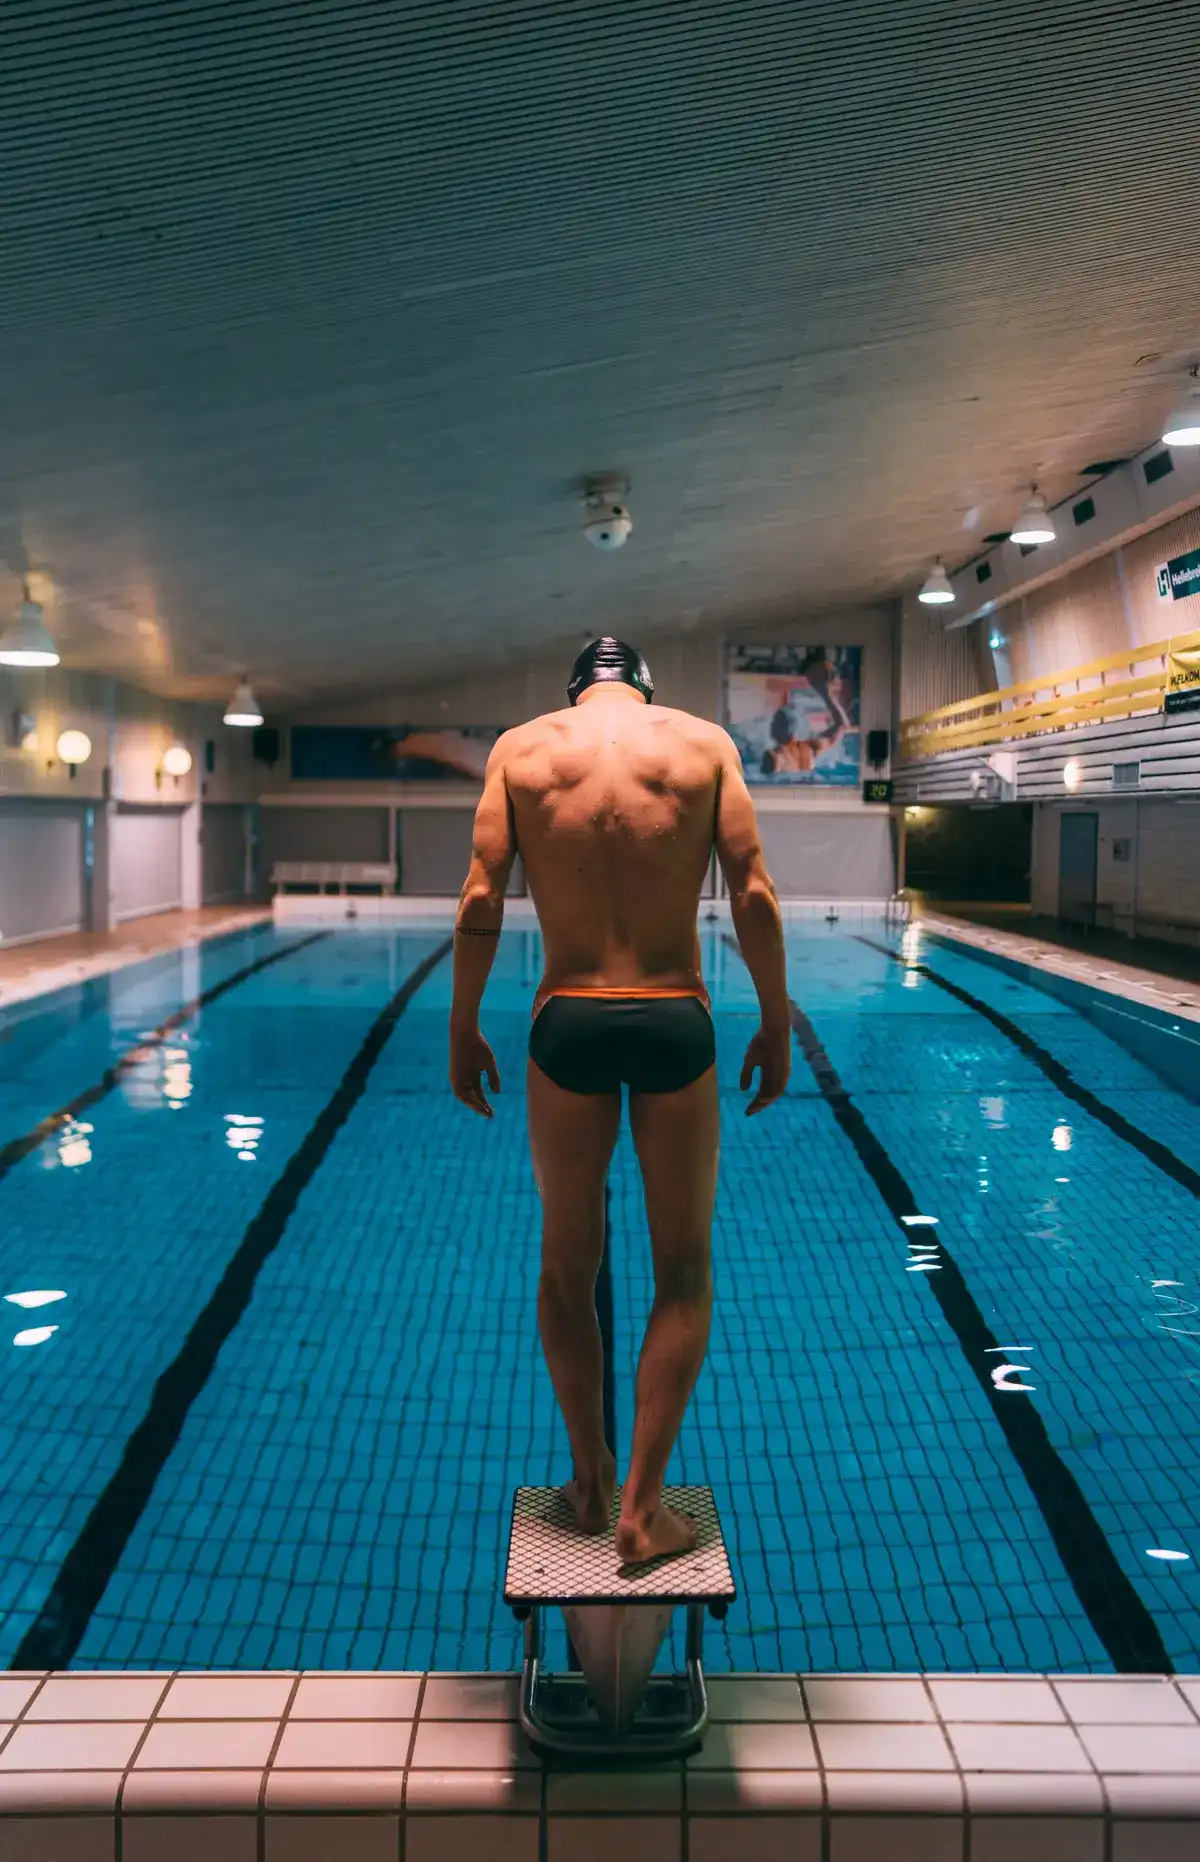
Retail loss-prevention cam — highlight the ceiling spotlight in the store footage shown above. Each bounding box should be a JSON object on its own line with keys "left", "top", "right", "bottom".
{"left": 918, "top": 561, "right": 955, "bottom": 605}
{"left": 162, "top": 744, "right": 192, "bottom": 777}
{"left": 224, "top": 680, "right": 263, "bottom": 728}
{"left": 56, "top": 729, "right": 92, "bottom": 772}
{"left": 0, "top": 588, "right": 59, "bottom": 668}
{"left": 1163, "top": 368, "right": 1200, "bottom": 447}
{"left": 1010, "top": 488, "right": 1056, "bottom": 546}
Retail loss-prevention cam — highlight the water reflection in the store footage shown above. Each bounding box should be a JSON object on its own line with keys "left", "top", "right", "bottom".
{"left": 40, "top": 1117, "right": 93, "bottom": 1170}
{"left": 13, "top": 1325, "right": 57, "bottom": 1348}
{"left": 225, "top": 1113, "right": 264, "bottom": 1162}
{"left": 4, "top": 1290, "right": 66, "bottom": 1309}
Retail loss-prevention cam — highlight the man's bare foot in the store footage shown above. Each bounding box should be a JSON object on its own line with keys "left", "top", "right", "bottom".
{"left": 561, "top": 1450, "right": 617, "bottom": 1535}
{"left": 615, "top": 1501, "right": 697, "bottom": 1567}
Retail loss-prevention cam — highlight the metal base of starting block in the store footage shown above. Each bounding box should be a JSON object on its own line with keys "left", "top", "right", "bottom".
{"left": 504, "top": 1485, "right": 735, "bottom": 1761}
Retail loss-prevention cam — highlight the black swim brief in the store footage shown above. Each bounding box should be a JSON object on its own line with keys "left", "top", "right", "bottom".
{"left": 529, "top": 991, "right": 716, "bottom": 1095}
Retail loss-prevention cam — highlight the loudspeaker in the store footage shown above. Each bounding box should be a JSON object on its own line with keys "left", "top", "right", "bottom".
{"left": 253, "top": 726, "right": 281, "bottom": 766}
{"left": 867, "top": 729, "right": 890, "bottom": 768}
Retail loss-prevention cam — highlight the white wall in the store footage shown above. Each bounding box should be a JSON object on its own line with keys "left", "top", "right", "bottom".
{"left": 0, "top": 666, "right": 263, "bottom": 940}
{"left": 1031, "top": 798, "right": 1200, "bottom": 944}
{"left": 0, "top": 801, "right": 86, "bottom": 945}
{"left": 263, "top": 609, "right": 900, "bottom": 897}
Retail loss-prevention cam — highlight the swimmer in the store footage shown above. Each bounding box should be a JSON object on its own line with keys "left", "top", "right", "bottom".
{"left": 759, "top": 674, "right": 852, "bottom": 777}
{"left": 450, "top": 637, "right": 790, "bottom": 1566}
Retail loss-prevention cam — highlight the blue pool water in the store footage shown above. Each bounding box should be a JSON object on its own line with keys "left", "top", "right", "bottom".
{"left": 1, "top": 918, "right": 1198, "bottom": 1674}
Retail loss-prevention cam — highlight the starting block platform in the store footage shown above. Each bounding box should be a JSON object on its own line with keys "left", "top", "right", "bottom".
{"left": 504, "top": 1485, "right": 735, "bottom": 1760}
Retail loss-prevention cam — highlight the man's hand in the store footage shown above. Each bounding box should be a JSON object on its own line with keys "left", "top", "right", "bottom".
{"left": 450, "top": 1024, "right": 501, "bottom": 1118}
{"left": 740, "top": 1021, "right": 791, "bottom": 1115}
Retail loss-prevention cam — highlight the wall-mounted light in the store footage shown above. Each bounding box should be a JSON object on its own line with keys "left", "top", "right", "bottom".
{"left": 0, "top": 588, "right": 59, "bottom": 668}
{"left": 1010, "top": 488, "right": 1056, "bottom": 546}
{"left": 918, "top": 561, "right": 955, "bottom": 606}
{"left": 56, "top": 728, "right": 92, "bottom": 777}
{"left": 1063, "top": 758, "right": 1082, "bottom": 791}
{"left": 163, "top": 744, "right": 193, "bottom": 778}
{"left": 1162, "top": 367, "right": 1200, "bottom": 447}
{"left": 224, "top": 679, "right": 263, "bottom": 728}
{"left": 988, "top": 629, "right": 1004, "bottom": 651}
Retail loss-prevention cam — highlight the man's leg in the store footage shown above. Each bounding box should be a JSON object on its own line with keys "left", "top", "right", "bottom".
{"left": 527, "top": 1057, "right": 621, "bottom": 1532}
{"left": 618, "top": 1066, "right": 718, "bottom": 1564}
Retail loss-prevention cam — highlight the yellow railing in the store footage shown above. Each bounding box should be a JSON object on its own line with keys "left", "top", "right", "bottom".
{"left": 899, "top": 626, "right": 1200, "bottom": 759}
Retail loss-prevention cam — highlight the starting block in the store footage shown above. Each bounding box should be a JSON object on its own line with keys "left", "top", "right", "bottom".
{"left": 504, "top": 1484, "right": 735, "bottom": 1760}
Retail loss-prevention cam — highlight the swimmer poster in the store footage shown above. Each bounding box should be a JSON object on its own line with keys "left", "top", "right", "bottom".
{"left": 724, "top": 644, "right": 862, "bottom": 785}
{"left": 290, "top": 724, "right": 501, "bottom": 782}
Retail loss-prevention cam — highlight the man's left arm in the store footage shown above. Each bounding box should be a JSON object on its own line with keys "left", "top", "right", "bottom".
{"left": 449, "top": 740, "right": 516, "bottom": 1115}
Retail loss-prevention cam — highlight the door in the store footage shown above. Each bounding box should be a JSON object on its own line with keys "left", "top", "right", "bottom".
{"left": 112, "top": 806, "right": 184, "bottom": 922}
{"left": 1058, "top": 812, "right": 1098, "bottom": 929}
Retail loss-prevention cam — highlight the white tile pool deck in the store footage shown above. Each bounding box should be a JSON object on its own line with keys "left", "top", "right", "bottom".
{"left": 0, "top": 1670, "right": 1197, "bottom": 1857}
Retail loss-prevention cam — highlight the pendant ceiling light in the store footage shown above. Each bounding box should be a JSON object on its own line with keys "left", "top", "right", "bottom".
{"left": 1010, "top": 488, "right": 1056, "bottom": 546}
{"left": 0, "top": 587, "right": 59, "bottom": 668}
{"left": 918, "top": 561, "right": 955, "bottom": 605}
{"left": 223, "top": 679, "right": 263, "bottom": 728}
{"left": 1163, "top": 368, "right": 1200, "bottom": 446}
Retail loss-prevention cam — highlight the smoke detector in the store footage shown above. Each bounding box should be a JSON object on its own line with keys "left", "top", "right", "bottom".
{"left": 582, "top": 476, "right": 633, "bottom": 551}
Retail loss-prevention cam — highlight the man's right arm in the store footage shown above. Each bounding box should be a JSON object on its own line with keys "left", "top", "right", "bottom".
{"left": 713, "top": 731, "right": 791, "bottom": 1111}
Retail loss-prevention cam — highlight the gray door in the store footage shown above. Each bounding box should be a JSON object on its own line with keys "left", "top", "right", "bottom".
{"left": 113, "top": 805, "right": 184, "bottom": 923}
{"left": 1059, "top": 813, "right": 1098, "bottom": 928}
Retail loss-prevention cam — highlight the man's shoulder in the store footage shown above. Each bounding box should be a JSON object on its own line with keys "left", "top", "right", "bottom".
{"left": 652, "top": 709, "right": 734, "bottom": 756}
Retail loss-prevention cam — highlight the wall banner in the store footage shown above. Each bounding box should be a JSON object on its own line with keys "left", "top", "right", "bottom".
{"left": 1156, "top": 547, "right": 1200, "bottom": 603}
{"left": 291, "top": 725, "right": 500, "bottom": 781}
{"left": 1165, "top": 645, "right": 1200, "bottom": 715}
{"left": 724, "top": 644, "right": 861, "bottom": 786}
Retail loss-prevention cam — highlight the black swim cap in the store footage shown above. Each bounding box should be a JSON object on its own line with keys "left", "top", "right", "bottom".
{"left": 567, "top": 637, "right": 654, "bottom": 706}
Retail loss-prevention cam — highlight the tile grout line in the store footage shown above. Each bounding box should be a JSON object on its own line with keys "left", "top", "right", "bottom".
{"left": 399, "top": 1670, "right": 429, "bottom": 1862}
{"left": 1049, "top": 1672, "right": 1113, "bottom": 1859}
{"left": 0, "top": 1669, "right": 51, "bottom": 1755}
{"left": 257, "top": 1671, "right": 303, "bottom": 1862}
{"left": 115, "top": 1668, "right": 176, "bottom": 1862}
{"left": 920, "top": 1669, "right": 967, "bottom": 1862}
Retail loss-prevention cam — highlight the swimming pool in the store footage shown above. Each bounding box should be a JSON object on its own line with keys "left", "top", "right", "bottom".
{"left": 1, "top": 917, "right": 1198, "bottom": 1677}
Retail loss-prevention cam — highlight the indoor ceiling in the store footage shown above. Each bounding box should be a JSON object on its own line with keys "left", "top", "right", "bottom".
{"left": 1, "top": 0, "right": 1198, "bottom": 706}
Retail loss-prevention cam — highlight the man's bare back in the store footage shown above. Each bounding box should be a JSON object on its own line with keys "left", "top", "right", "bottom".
{"left": 449, "top": 637, "right": 790, "bottom": 1566}
{"left": 501, "top": 698, "right": 722, "bottom": 1010}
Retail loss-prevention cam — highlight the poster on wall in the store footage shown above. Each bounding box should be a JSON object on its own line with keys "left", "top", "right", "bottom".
{"left": 290, "top": 725, "right": 501, "bottom": 782}
{"left": 1165, "top": 645, "right": 1200, "bottom": 715}
{"left": 724, "top": 644, "right": 861, "bottom": 785}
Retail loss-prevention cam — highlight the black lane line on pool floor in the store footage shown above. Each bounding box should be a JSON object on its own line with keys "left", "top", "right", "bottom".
{"left": 565, "top": 1185, "right": 616, "bottom": 1676}
{"left": 0, "top": 928, "right": 331, "bottom": 1190}
{"left": 856, "top": 935, "right": 1200, "bottom": 1201}
{"left": 12, "top": 935, "right": 454, "bottom": 1671}
{"left": 722, "top": 938, "right": 1171, "bottom": 1672}
{"left": 597, "top": 1182, "right": 617, "bottom": 1457}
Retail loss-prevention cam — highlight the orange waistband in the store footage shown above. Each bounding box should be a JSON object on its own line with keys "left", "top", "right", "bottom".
{"left": 545, "top": 986, "right": 705, "bottom": 1000}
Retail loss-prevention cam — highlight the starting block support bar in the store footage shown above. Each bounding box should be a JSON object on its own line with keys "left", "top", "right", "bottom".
{"left": 519, "top": 1601, "right": 709, "bottom": 1759}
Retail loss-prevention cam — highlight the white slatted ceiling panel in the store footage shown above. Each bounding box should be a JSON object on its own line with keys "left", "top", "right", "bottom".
{"left": 1, "top": 0, "right": 1198, "bottom": 702}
